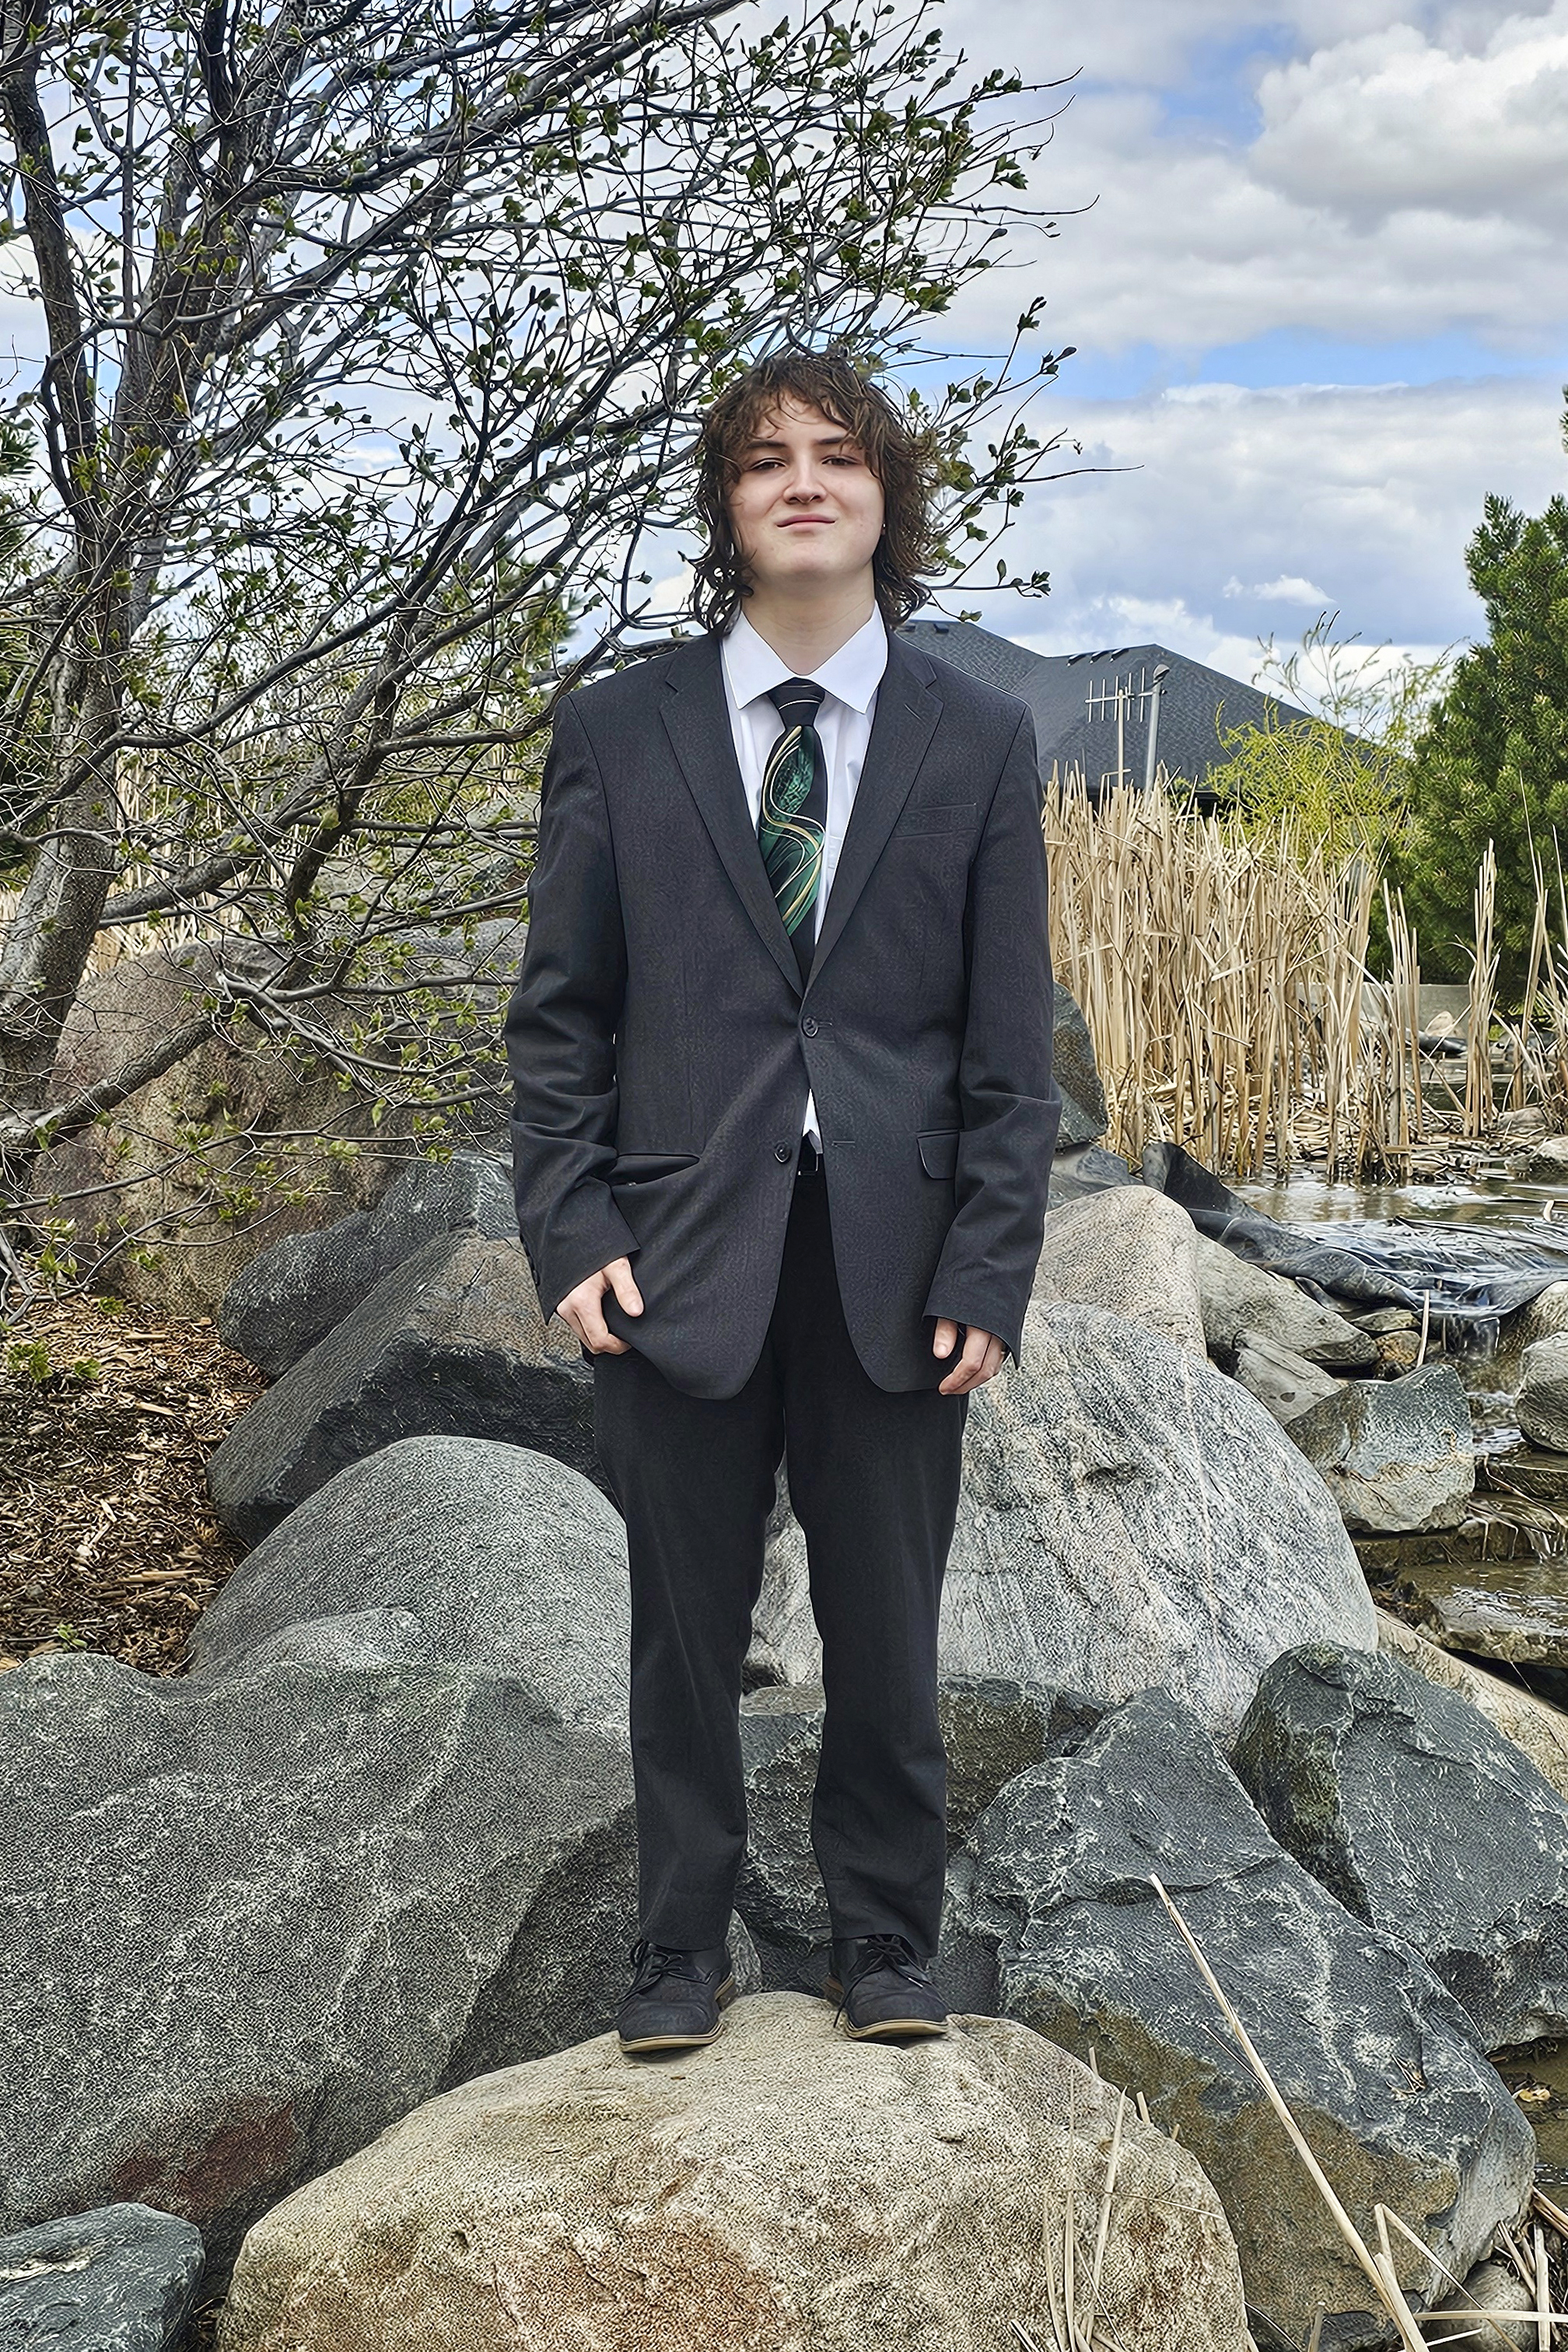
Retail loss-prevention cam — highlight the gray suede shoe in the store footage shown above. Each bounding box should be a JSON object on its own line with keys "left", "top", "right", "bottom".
{"left": 824, "top": 1934, "right": 950, "bottom": 2040}
{"left": 617, "top": 1941, "right": 736, "bottom": 2054}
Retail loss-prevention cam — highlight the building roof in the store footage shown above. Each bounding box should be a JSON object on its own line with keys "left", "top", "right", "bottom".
{"left": 898, "top": 618, "right": 1314, "bottom": 793}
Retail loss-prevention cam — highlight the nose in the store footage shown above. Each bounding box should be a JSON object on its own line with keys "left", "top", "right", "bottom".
{"left": 782, "top": 459, "right": 827, "bottom": 501}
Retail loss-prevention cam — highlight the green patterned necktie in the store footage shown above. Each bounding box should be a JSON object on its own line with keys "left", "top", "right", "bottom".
{"left": 759, "top": 677, "right": 828, "bottom": 982}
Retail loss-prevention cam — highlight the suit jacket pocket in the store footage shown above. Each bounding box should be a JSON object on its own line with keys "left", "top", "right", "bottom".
{"left": 918, "top": 1129, "right": 961, "bottom": 1180}
{"left": 608, "top": 1151, "right": 700, "bottom": 1186}
{"left": 895, "top": 800, "right": 976, "bottom": 838}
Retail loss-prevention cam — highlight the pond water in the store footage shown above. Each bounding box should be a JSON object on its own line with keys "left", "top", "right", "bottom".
{"left": 1237, "top": 1169, "right": 1568, "bottom": 1451}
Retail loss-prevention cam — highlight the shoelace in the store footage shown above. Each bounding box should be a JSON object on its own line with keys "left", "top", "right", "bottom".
{"left": 628, "top": 1940, "right": 711, "bottom": 1997}
{"left": 854, "top": 1933, "right": 929, "bottom": 1985}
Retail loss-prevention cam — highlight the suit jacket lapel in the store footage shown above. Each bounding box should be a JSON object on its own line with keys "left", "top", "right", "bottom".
{"left": 808, "top": 635, "right": 943, "bottom": 984}
{"left": 660, "top": 635, "right": 803, "bottom": 996}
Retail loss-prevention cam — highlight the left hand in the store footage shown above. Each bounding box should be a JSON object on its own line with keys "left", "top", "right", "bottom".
{"left": 933, "top": 1319, "right": 1006, "bottom": 1395}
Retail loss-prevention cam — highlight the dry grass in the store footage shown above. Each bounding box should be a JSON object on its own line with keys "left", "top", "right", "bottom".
{"left": 1045, "top": 774, "right": 1568, "bottom": 1181}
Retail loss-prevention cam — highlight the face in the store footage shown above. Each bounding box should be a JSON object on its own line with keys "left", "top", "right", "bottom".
{"left": 725, "top": 397, "right": 885, "bottom": 597}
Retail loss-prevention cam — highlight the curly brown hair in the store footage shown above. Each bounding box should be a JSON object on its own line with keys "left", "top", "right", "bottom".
{"left": 690, "top": 348, "right": 940, "bottom": 635}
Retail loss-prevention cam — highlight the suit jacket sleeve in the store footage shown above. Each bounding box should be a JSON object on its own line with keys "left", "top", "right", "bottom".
{"left": 502, "top": 696, "right": 639, "bottom": 1314}
{"left": 921, "top": 707, "right": 1060, "bottom": 1363}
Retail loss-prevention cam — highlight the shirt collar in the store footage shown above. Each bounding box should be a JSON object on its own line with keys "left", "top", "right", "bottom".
{"left": 722, "top": 607, "right": 888, "bottom": 716}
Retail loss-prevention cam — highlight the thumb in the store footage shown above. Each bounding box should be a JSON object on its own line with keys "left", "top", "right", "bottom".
{"left": 607, "top": 1257, "right": 644, "bottom": 1316}
{"left": 932, "top": 1318, "right": 957, "bottom": 1358}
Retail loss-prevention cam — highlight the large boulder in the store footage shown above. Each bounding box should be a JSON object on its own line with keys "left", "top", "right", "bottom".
{"left": 1517, "top": 1331, "right": 1568, "bottom": 1452}
{"left": 1377, "top": 1608, "right": 1568, "bottom": 1804}
{"left": 0, "top": 1647, "right": 638, "bottom": 2280}
{"left": 1031, "top": 1185, "right": 1205, "bottom": 1356}
{"left": 735, "top": 1679, "right": 1106, "bottom": 1961}
{"left": 0, "top": 2203, "right": 205, "bottom": 2351}
{"left": 1234, "top": 1643, "right": 1568, "bottom": 2051}
{"left": 1194, "top": 1235, "right": 1377, "bottom": 1369}
{"left": 206, "top": 1231, "right": 594, "bottom": 1543}
{"left": 189, "top": 1437, "right": 628, "bottom": 1741}
{"left": 1288, "top": 1363, "right": 1475, "bottom": 1532}
{"left": 220, "top": 1153, "right": 516, "bottom": 1376}
{"left": 215, "top": 1993, "right": 1251, "bottom": 2352}
{"left": 949, "top": 1689, "right": 1535, "bottom": 2350}
{"left": 1050, "top": 982, "right": 1109, "bottom": 1149}
{"left": 756, "top": 1304, "right": 1376, "bottom": 1735}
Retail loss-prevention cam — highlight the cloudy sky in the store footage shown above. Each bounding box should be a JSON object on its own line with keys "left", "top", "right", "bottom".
{"left": 936, "top": 0, "right": 1568, "bottom": 681}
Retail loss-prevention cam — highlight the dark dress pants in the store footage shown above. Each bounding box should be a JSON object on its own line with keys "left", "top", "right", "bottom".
{"left": 592, "top": 1157, "right": 969, "bottom": 1957}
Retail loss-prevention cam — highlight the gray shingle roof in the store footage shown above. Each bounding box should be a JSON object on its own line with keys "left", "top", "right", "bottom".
{"left": 898, "top": 618, "right": 1314, "bottom": 793}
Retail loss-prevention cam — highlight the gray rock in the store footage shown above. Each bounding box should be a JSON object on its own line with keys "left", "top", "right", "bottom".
{"left": 206, "top": 1231, "right": 595, "bottom": 1543}
{"left": 1231, "top": 1327, "right": 1342, "bottom": 1425}
{"left": 1454, "top": 2258, "right": 1537, "bottom": 2349}
{"left": 0, "top": 1648, "right": 638, "bottom": 2282}
{"left": 950, "top": 1689, "right": 1535, "bottom": 2350}
{"left": 756, "top": 1304, "right": 1375, "bottom": 1736}
{"left": 1518, "top": 1331, "right": 1568, "bottom": 1453}
{"left": 1524, "top": 1136, "right": 1568, "bottom": 1185}
{"left": 190, "top": 1437, "right": 630, "bottom": 1742}
{"left": 735, "top": 1678, "right": 1107, "bottom": 1955}
{"left": 1194, "top": 1235, "right": 1377, "bottom": 1368}
{"left": 1042, "top": 1141, "right": 1134, "bottom": 1205}
{"left": 1496, "top": 1280, "right": 1568, "bottom": 1378}
{"left": 1351, "top": 1306, "right": 1419, "bottom": 1335}
{"left": 1377, "top": 1608, "right": 1568, "bottom": 1806}
{"left": 0, "top": 2204, "right": 205, "bottom": 2350}
{"left": 1234, "top": 1642, "right": 1568, "bottom": 2051}
{"left": 220, "top": 1152, "right": 516, "bottom": 1375}
{"left": 1391, "top": 1550, "right": 1568, "bottom": 1672}
{"left": 1051, "top": 982, "right": 1108, "bottom": 1148}
{"left": 1289, "top": 1363, "right": 1475, "bottom": 1531}
{"left": 1032, "top": 1185, "right": 1206, "bottom": 1357}
{"left": 1481, "top": 1441, "right": 1568, "bottom": 1503}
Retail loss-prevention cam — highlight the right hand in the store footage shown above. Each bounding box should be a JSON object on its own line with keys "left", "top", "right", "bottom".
{"left": 555, "top": 1256, "right": 645, "bottom": 1354}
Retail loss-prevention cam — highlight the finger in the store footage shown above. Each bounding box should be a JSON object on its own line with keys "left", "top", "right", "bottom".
{"left": 940, "top": 1328, "right": 992, "bottom": 1395}
{"left": 932, "top": 1318, "right": 958, "bottom": 1359}
{"left": 606, "top": 1258, "right": 644, "bottom": 1316}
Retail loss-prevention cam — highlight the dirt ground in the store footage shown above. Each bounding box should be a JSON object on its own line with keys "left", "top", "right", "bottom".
{"left": 0, "top": 1293, "right": 264, "bottom": 1673}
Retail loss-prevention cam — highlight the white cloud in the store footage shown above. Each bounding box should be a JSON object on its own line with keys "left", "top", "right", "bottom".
{"left": 1225, "top": 572, "right": 1333, "bottom": 604}
{"left": 1255, "top": 8, "right": 1568, "bottom": 225}
{"left": 964, "top": 373, "right": 1566, "bottom": 663}
{"left": 940, "top": 1, "right": 1568, "bottom": 356}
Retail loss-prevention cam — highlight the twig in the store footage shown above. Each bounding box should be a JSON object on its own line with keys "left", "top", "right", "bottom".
{"left": 1149, "top": 1875, "right": 1429, "bottom": 2352}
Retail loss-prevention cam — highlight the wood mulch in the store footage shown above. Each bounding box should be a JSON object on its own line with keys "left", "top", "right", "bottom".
{"left": 0, "top": 1293, "right": 264, "bottom": 1674}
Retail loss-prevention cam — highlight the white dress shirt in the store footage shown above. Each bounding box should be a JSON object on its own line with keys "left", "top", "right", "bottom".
{"left": 721, "top": 607, "right": 887, "bottom": 1150}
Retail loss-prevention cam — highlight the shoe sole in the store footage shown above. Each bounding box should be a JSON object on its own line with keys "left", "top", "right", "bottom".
{"left": 821, "top": 1976, "right": 950, "bottom": 2040}
{"left": 618, "top": 1976, "right": 736, "bottom": 2055}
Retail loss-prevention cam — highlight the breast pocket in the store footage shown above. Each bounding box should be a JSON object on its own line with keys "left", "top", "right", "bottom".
{"left": 895, "top": 800, "right": 977, "bottom": 839}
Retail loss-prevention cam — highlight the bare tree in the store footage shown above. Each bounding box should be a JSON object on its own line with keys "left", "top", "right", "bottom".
{"left": 0, "top": 0, "right": 1070, "bottom": 1299}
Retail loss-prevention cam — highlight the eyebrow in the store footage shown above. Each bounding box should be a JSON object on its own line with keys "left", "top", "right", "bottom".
{"left": 741, "top": 431, "right": 860, "bottom": 453}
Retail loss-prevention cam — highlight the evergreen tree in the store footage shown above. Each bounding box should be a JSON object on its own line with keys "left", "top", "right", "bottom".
{"left": 1401, "top": 399, "right": 1568, "bottom": 988}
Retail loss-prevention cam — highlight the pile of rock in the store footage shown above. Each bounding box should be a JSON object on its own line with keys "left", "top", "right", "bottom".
{"left": 18, "top": 1017, "right": 1568, "bottom": 2349}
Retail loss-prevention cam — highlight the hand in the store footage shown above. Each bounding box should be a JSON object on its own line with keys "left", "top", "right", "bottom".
{"left": 556, "top": 1256, "right": 644, "bottom": 1354}
{"left": 933, "top": 1318, "right": 1006, "bottom": 1395}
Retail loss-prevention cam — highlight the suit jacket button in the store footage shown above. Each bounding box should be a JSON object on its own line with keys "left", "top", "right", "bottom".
{"left": 801, "top": 1017, "right": 818, "bottom": 1037}
{"left": 774, "top": 1144, "right": 792, "bottom": 1163}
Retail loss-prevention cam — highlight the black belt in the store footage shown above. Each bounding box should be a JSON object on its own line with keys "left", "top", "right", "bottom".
{"left": 796, "top": 1134, "right": 823, "bottom": 1176}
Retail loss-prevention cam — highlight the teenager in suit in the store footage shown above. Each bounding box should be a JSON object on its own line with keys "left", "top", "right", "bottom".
{"left": 504, "top": 348, "right": 1059, "bottom": 2052}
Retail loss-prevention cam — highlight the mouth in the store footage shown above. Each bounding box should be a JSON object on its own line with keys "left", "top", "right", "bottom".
{"left": 778, "top": 514, "right": 831, "bottom": 527}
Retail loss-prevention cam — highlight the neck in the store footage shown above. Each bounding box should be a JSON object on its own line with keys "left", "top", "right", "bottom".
{"left": 740, "top": 576, "right": 878, "bottom": 675}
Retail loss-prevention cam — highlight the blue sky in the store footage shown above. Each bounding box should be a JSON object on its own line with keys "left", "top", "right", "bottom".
{"left": 936, "top": 0, "right": 1568, "bottom": 680}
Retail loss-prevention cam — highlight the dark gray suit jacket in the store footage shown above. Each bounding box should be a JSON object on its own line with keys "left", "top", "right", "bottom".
{"left": 503, "top": 629, "right": 1059, "bottom": 1399}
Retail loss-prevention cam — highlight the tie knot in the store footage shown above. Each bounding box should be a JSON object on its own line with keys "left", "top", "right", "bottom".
{"left": 768, "top": 677, "right": 826, "bottom": 727}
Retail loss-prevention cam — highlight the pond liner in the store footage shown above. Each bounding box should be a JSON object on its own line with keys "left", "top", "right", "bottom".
{"left": 1142, "top": 1139, "right": 1568, "bottom": 1353}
